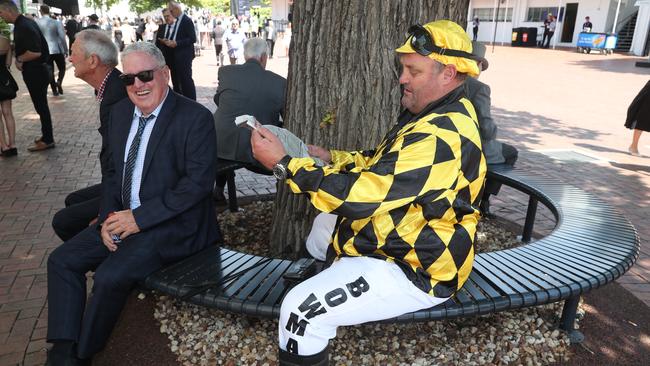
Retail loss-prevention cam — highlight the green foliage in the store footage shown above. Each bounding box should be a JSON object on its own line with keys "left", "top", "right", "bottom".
{"left": 126, "top": 0, "right": 205, "bottom": 15}
{"left": 202, "top": 0, "right": 231, "bottom": 15}
{"left": 85, "top": 0, "right": 122, "bottom": 11}
{"left": 0, "top": 19, "right": 10, "bottom": 39}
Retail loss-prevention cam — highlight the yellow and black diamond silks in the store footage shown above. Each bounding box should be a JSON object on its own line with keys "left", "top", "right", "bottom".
{"left": 285, "top": 95, "right": 487, "bottom": 298}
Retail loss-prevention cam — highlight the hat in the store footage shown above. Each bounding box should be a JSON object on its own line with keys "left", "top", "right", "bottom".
{"left": 88, "top": 14, "right": 99, "bottom": 22}
{"left": 396, "top": 20, "right": 480, "bottom": 77}
{"left": 471, "top": 41, "right": 489, "bottom": 71}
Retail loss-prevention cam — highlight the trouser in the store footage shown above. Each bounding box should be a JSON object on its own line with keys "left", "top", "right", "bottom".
{"left": 168, "top": 63, "right": 181, "bottom": 95}
{"left": 266, "top": 39, "right": 275, "bottom": 57}
{"left": 67, "top": 36, "right": 76, "bottom": 54}
{"left": 482, "top": 143, "right": 518, "bottom": 211}
{"left": 175, "top": 59, "right": 196, "bottom": 100}
{"left": 215, "top": 44, "right": 223, "bottom": 65}
{"left": 22, "top": 64, "right": 54, "bottom": 143}
{"left": 52, "top": 184, "right": 102, "bottom": 242}
{"left": 278, "top": 213, "right": 448, "bottom": 356}
{"left": 473, "top": 26, "right": 478, "bottom": 41}
{"left": 47, "top": 226, "right": 164, "bottom": 358}
{"left": 48, "top": 53, "right": 66, "bottom": 93}
{"left": 544, "top": 31, "right": 555, "bottom": 47}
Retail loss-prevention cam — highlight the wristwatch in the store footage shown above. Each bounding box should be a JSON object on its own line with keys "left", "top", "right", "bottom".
{"left": 273, "top": 155, "right": 291, "bottom": 181}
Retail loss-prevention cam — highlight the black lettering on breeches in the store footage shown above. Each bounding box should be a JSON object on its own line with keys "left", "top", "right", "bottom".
{"left": 284, "top": 276, "right": 371, "bottom": 354}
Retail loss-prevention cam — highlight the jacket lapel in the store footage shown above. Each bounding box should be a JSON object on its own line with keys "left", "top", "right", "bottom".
{"left": 141, "top": 90, "right": 177, "bottom": 181}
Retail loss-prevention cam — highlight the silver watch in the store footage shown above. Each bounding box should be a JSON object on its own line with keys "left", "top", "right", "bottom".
{"left": 273, "top": 156, "right": 291, "bottom": 180}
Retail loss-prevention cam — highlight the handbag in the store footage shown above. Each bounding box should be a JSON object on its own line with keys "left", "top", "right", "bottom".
{"left": 0, "top": 69, "right": 17, "bottom": 100}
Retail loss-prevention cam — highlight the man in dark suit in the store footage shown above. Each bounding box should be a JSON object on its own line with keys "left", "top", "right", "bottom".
{"left": 51, "top": 29, "right": 128, "bottom": 242}
{"left": 160, "top": 1, "right": 196, "bottom": 100}
{"left": 46, "top": 41, "right": 219, "bottom": 365}
{"left": 155, "top": 8, "right": 179, "bottom": 94}
{"left": 213, "top": 38, "right": 286, "bottom": 200}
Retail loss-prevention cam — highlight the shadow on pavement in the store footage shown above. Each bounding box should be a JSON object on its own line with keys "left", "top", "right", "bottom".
{"left": 493, "top": 107, "right": 604, "bottom": 146}
{"left": 610, "top": 162, "right": 650, "bottom": 175}
{"left": 568, "top": 57, "right": 650, "bottom": 76}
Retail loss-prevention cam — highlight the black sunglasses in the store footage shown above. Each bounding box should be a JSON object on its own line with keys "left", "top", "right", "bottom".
{"left": 407, "top": 24, "right": 474, "bottom": 60}
{"left": 119, "top": 67, "right": 162, "bottom": 86}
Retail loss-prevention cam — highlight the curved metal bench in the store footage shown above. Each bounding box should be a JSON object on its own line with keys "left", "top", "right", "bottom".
{"left": 144, "top": 166, "right": 640, "bottom": 342}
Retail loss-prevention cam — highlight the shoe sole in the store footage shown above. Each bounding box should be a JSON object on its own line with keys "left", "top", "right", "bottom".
{"left": 28, "top": 144, "right": 56, "bottom": 152}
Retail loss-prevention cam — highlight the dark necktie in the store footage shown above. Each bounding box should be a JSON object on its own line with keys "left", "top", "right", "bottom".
{"left": 122, "top": 114, "right": 155, "bottom": 209}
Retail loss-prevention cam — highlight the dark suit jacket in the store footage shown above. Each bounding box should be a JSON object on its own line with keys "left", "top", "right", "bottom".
{"left": 213, "top": 59, "right": 286, "bottom": 163}
{"left": 100, "top": 90, "right": 220, "bottom": 261}
{"left": 155, "top": 24, "right": 174, "bottom": 67}
{"left": 463, "top": 77, "right": 504, "bottom": 164}
{"left": 98, "top": 68, "right": 128, "bottom": 177}
{"left": 172, "top": 13, "right": 196, "bottom": 65}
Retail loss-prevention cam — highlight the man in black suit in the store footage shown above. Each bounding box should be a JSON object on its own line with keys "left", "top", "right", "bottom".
{"left": 51, "top": 29, "right": 128, "bottom": 242}
{"left": 46, "top": 41, "right": 220, "bottom": 365}
{"left": 155, "top": 8, "right": 179, "bottom": 94}
{"left": 0, "top": 0, "right": 55, "bottom": 152}
{"left": 160, "top": 1, "right": 196, "bottom": 100}
{"left": 213, "top": 37, "right": 286, "bottom": 200}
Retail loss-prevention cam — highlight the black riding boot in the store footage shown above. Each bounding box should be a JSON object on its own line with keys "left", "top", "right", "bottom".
{"left": 279, "top": 346, "right": 329, "bottom": 366}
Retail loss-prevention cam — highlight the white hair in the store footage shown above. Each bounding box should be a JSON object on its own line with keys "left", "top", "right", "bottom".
{"left": 120, "top": 41, "right": 166, "bottom": 68}
{"left": 244, "top": 38, "right": 268, "bottom": 61}
{"left": 76, "top": 29, "right": 118, "bottom": 67}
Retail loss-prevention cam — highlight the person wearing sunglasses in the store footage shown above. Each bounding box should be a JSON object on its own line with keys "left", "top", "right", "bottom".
{"left": 251, "top": 20, "right": 486, "bottom": 365}
{"left": 51, "top": 29, "right": 128, "bottom": 244}
{"left": 46, "top": 41, "right": 220, "bottom": 365}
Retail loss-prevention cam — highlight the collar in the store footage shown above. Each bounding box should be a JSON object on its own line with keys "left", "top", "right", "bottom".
{"left": 96, "top": 68, "right": 115, "bottom": 102}
{"left": 133, "top": 88, "right": 170, "bottom": 119}
{"left": 398, "top": 85, "right": 465, "bottom": 128}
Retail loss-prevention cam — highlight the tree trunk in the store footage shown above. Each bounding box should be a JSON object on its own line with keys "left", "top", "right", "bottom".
{"left": 269, "top": 0, "right": 470, "bottom": 257}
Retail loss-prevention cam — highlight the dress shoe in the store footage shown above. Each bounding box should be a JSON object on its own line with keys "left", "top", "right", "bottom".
{"left": 1, "top": 147, "right": 17, "bottom": 157}
{"left": 28, "top": 140, "right": 55, "bottom": 152}
{"left": 52, "top": 87, "right": 60, "bottom": 97}
{"left": 57, "top": 81, "right": 64, "bottom": 95}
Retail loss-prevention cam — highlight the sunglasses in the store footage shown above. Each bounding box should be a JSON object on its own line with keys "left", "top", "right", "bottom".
{"left": 407, "top": 24, "right": 474, "bottom": 60}
{"left": 119, "top": 67, "right": 162, "bottom": 86}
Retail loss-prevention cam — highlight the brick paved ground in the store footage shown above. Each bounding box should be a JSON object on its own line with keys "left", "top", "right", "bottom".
{"left": 0, "top": 43, "right": 648, "bottom": 364}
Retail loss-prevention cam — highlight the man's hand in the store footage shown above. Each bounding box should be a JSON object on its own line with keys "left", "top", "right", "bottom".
{"left": 15, "top": 60, "right": 23, "bottom": 72}
{"left": 104, "top": 209, "right": 141, "bottom": 241}
{"left": 100, "top": 223, "right": 118, "bottom": 252}
{"left": 162, "top": 39, "right": 177, "bottom": 48}
{"left": 307, "top": 145, "right": 332, "bottom": 164}
{"left": 251, "top": 125, "right": 287, "bottom": 170}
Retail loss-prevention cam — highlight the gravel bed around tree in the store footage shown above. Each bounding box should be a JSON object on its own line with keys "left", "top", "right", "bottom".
{"left": 153, "top": 201, "right": 583, "bottom": 365}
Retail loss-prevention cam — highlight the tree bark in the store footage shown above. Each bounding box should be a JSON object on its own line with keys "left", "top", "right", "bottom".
{"left": 269, "top": 0, "right": 470, "bottom": 257}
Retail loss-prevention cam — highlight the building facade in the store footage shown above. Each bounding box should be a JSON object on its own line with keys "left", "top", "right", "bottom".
{"left": 467, "top": 0, "right": 649, "bottom": 55}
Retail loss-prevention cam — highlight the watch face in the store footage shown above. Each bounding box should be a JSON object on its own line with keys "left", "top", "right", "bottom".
{"left": 273, "top": 164, "right": 287, "bottom": 180}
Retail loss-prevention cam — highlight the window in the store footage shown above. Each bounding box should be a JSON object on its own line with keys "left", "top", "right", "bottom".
{"left": 472, "top": 8, "right": 513, "bottom": 22}
{"left": 526, "top": 7, "right": 565, "bottom": 22}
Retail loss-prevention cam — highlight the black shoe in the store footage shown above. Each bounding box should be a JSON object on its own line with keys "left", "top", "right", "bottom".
{"left": 279, "top": 346, "right": 329, "bottom": 366}
{"left": 58, "top": 82, "right": 64, "bottom": 95}
{"left": 1, "top": 147, "right": 17, "bottom": 157}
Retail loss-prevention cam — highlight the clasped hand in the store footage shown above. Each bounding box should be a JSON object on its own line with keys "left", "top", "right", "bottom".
{"left": 100, "top": 210, "right": 140, "bottom": 251}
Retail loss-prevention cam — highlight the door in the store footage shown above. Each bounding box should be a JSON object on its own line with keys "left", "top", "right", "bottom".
{"left": 562, "top": 3, "right": 578, "bottom": 43}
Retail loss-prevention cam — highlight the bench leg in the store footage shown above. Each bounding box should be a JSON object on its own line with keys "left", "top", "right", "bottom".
{"left": 226, "top": 170, "right": 238, "bottom": 213}
{"left": 559, "top": 295, "right": 584, "bottom": 343}
{"left": 521, "top": 197, "right": 538, "bottom": 243}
